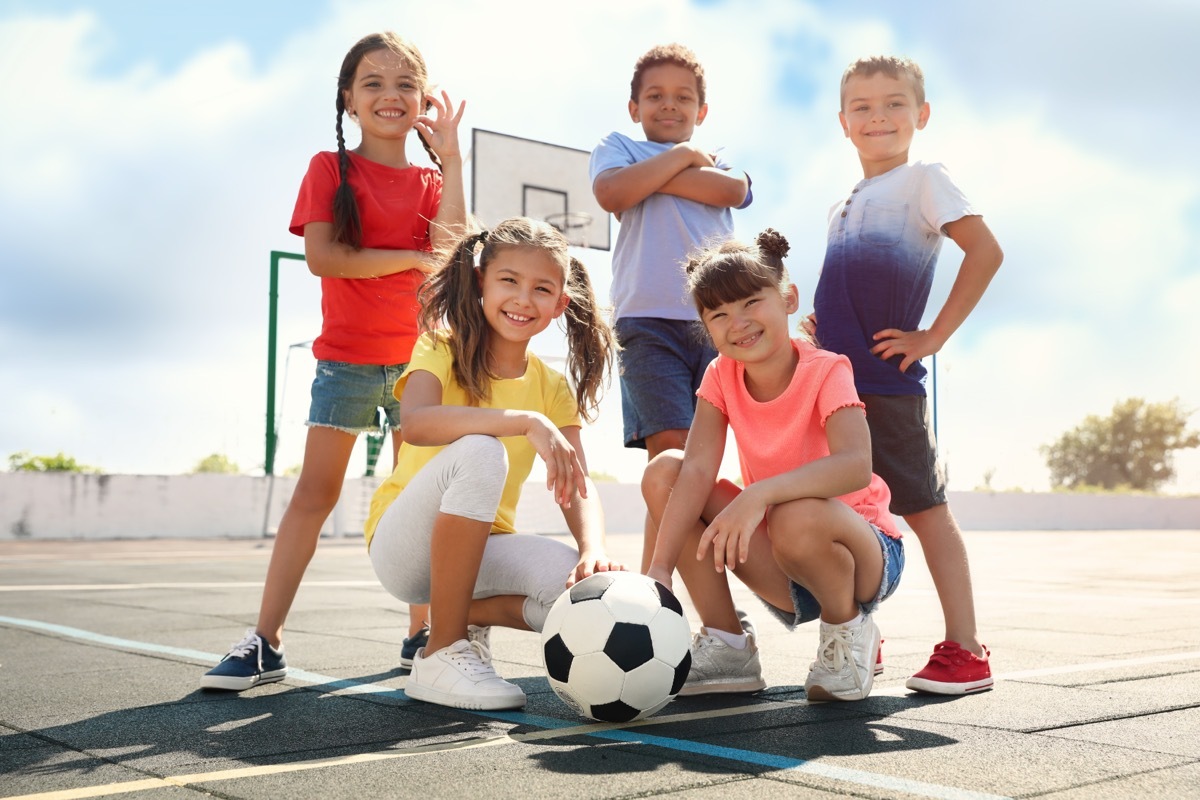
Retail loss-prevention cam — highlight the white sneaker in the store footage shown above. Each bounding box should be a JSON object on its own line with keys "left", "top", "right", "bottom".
{"left": 804, "top": 616, "right": 881, "bottom": 702}
{"left": 678, "top": 627, "right": 767, "bottom": 696}
{"left": 406, "top": 639, "right": 525, "bottom": 710}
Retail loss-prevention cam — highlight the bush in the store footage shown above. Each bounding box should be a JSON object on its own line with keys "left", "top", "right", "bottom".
{"left": 193, "top": 453, "right": 241, "bottom": 474}
{"left": 8, "top": 451, "right": 101, "bottom": 473}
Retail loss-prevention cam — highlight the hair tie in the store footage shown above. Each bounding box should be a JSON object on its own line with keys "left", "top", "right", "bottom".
{"left": 472, "top": 229, "right": 489, "bottom": 267}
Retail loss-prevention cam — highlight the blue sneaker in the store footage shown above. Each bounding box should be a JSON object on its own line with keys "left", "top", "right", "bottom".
{"left": 201, "top": 629, "right": 287, "bottom": 691}
{"left": 401, "top": 625, "right": 430, "bottom": 669}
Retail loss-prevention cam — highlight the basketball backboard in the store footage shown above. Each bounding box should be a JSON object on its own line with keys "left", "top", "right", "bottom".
{"left": 471, "top": 129, "right": 611, "bottom": 251}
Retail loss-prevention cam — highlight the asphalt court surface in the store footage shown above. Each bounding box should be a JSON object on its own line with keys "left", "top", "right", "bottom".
{"left": 2, "top": 528, "right": 1199, "bottom": 799}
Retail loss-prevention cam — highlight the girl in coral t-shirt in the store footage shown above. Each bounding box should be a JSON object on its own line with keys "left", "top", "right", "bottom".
{"left": 644, "top": 229, "right": 904, "bottom": 703}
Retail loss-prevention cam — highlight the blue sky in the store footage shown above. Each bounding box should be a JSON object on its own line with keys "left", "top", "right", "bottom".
{"left": 1, "top": 0, "right": 1197, "bottom": 493}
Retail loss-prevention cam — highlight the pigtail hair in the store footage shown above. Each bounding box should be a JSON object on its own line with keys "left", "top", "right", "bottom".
{"left": 332, "top": 95, "right": 363, "bottom": 248}
{"left": 756, "top": 228, "right": 790, "bottom": 264}
{"left": 418, "top": 230, "right": 492, "bottom": 405}
{"left": 415, "top": 95, "right": 442, "bottom": 172}
{"left": 562, "top": 256, "right": 618, "bottom": 422}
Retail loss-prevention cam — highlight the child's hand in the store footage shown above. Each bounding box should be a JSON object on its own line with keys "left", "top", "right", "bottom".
{"left": 870, "top": 327, "right": 946, "bottom": 373}
{"left": 645, "top": 564, "right": 674, "bottom": 593}
{"left": 676, "top": 142, "right": 715, "bottom": 168}
{"left": 696, "top": 489, "right": 766, "bottom": 573}
{"left": 566, "top": 552, "right": 626, "bottom": 587}
{"left": 524, "top": 416, "right": 588, "bottom": 508}
{"left": 415, "top": 90, "right": 465, "bottom": 160}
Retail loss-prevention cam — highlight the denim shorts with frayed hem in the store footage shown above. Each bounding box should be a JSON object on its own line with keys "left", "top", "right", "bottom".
{"left": 307, "top": 360, "right": 408, "bottom": 434}
{"left": 615, "top": 317, "right": 716, "bottom": 449}
{"left": 761, "top": 524, "right": 905, "bottom": 629}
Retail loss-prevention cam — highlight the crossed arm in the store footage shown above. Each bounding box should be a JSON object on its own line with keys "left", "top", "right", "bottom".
{"left": 592, "top": 143, "right": 749, "bottom": 214}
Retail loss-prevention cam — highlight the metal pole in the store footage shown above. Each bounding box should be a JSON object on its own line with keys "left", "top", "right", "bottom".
{"left": 265, "top": 250, "right": 306, "bottom": 476}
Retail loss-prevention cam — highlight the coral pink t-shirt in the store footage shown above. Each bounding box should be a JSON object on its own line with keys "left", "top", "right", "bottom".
{"left": 698, "top": 338, "right": 899, "bottom": 537}
{"left": 289, "top": 151, "right": 442, "bottom": 365}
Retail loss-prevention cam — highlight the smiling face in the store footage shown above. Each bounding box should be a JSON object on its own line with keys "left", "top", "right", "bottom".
{"left": 628, "top": 63, "right": 708, "bottom": 144}
{"left": 839, "top": 71, "right": 930, "bottom": 178}
{"left": 342, "top": 47, "right": 426, "bottom": 144}
{"left": 479, "top": 246, "right": 570, "bottom": 354}
{"left": 701, "top": 283, "right": 799, "bottom": 367}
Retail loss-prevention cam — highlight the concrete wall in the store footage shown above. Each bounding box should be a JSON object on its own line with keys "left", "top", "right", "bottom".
{"left": 0, "top": 472, "right": 1196, "bottom": 541}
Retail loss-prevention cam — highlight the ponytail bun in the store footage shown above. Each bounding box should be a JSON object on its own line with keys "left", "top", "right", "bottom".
{"left": 756, "top": 228, "right": 790, "bottom": 261}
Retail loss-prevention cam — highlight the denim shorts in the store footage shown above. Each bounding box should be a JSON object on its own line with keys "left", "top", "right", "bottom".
{"left": 762, "top": 524, "right": 905, "bottom": 629}
{"left": 307, "top": 360, "right": 408, "bottom": 434}
{"left": 860, "top": 393, "right": 947, "bottom": 516}
{"left": 615, "top": 317, "right": 717, "bottom": 449}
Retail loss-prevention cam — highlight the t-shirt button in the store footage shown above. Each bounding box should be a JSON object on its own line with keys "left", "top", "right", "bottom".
{"left": 840, "top": 211, "right": 848, "bottom": 217}
{"left": 845, "top": 199, "right": 852, "bottom": 205}
{"left": 852, "top": 187, "right": 859, "bottom": 193}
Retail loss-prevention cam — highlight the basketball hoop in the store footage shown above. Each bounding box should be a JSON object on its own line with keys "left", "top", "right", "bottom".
{"left": 544, "top": 211, "right": 593, "bottom": 248}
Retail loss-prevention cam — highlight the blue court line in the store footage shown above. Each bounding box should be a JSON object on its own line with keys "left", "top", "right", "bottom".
{"left": 1, "top": 615, "right": 1010, "bottom": 800}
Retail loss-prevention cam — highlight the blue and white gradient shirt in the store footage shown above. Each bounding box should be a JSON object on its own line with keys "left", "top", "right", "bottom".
{"left": 813, "top": 161, "right": 976, "bottom": 396}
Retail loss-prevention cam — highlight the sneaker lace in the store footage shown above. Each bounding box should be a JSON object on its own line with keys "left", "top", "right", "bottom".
{"left": 447, "top": 640, "right": 495, "bottom": 677}
{"left": 226, "top": 630, "right": 263, "bottom": 668}
{"left": 816, "top": 627, "right": 855, "bottom": 673}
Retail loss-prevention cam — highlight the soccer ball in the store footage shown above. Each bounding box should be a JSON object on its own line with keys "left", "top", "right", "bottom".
{"left": 541, "top": 571, "right": 692, "bottom": 722}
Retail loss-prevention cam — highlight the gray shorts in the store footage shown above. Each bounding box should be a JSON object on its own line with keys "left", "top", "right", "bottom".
{"left": 860, "top": 393, "right": 947, "bottom": 517}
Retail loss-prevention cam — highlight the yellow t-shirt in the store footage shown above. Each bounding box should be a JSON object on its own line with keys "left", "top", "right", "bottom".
{"left": 363, "top": 331, "right": 581, "bottom": 549}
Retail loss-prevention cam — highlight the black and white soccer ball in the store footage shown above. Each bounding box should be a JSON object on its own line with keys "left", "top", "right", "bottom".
{"left": 541, "top": 571, "right": 692, "bottom": 722}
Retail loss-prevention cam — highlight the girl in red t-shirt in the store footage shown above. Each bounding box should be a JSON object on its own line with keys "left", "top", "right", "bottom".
{"left": 644, "top": 229, "right": 904, "bottom": 703}
{"left": 202, "top": 31, "right": 465, "bottom": 691}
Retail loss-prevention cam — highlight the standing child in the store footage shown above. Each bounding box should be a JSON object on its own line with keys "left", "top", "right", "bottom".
{"left": 201, "top": 32, "right": 465, "bottom": 690}
{"left": 810, "top": 56, "right": 1003, "bottom": 694}
{"left": 589, "top": 43, "right": 752, "bottom": 571}
{"left": 366, "top": 217, "right": 624, "bottom": 711}
{"left": 644, "top": 230, "right": 904, "bottom": 702}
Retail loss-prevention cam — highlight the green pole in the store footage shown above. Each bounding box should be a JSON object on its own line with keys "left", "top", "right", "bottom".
{"left": 266, "top": 250, "right": 306, "bottom": 475}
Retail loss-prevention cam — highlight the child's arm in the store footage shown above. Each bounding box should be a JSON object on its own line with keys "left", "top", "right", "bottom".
{"left": 592, "top": 143, "right": 715, "bottom": 213}
{"left": 303, "top": 222, "right": 438, "bottom": 278}
{"left": 657, "top": 165, "right": 750, "bottom": 209}
{"left": 698, "top": 406, "right": 872, "bottom": 573}
{"left": 870, "top": 215, "right": 1003, "bottom": 372}
{"left": 645, "top": 398, "right": 727, "bottom": 588}
{"left": 417, "top": 91, "right": 468, "bottom": 252}
{"left": 401, "top": 371, "right": 587, "bottom": 507}
{"left": 557, "top": 426, "right": 626, "bottom": 586}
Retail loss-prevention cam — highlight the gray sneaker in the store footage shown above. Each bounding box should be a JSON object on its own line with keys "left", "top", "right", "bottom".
{"left": 804, "top": 615, "right": 881, "bottom": 702}
{"left": 677, "top": 626, "right": 766, "bottom": 696}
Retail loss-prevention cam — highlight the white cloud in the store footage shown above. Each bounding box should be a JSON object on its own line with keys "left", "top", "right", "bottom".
{"left": 0, "top": 1, "right": 1197, "bottom": 495}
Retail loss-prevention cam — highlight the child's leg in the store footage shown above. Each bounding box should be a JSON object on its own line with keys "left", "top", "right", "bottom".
{"left": 389, "top": 426, "right": 431, "bottom": 638}
{"left": 904, "top": 503, "right": 983, "bottom": 655}
{"left": 256, "top": 425, "right": 356, "bottom": 647}
{"left": 765, "top": 498, "right": 884, "bottom": 623}
{"left": 640, "top": 429, "right": 688, "bottom": 572}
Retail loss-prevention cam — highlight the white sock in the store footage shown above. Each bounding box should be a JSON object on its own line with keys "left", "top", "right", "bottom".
{"left": 826, "top": 612, "right": 864, "bottom": 628}
{"left": 708, "top": 627, "right": 749, "bottom": 649}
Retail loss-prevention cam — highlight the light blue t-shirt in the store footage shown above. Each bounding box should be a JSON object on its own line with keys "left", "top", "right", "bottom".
{"left": 589, "top": 131, "right": 752, "bottom": 321}
{"left": 813, "top": 161, "right": 976, "bottom": 396}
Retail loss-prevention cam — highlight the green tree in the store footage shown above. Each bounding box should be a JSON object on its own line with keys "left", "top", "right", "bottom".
{"left": 7, "top": 451, "right": 101, "bottom": 473}
{"left": 193, "top": 453, "right": 241, "bottom": 474}
{"left": 1040, "top": 398, "right": 1200, "bottom": 492}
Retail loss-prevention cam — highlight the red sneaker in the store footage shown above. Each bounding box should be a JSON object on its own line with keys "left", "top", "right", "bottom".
{"left": 905, "top": 641, "right": 993, "bottom": 695}
{"left": 875, "top": 639, "right": 884, "bottom": 676}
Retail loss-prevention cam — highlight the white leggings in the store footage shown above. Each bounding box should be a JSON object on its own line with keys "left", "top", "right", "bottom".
{"left": 368, "top": 434, "right": 579, "bottom": 632}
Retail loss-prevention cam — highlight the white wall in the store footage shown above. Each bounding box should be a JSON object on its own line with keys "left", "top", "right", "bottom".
{"left": 0, "top": 473, "right": 1196, "bottom": 541}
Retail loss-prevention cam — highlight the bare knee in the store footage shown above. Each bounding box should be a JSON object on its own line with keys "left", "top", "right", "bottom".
{"left": 641, "top": 451, "right": 684, "bottom": 509}
{"left": 767, "top": 498, "right": 832, "bottom": 562}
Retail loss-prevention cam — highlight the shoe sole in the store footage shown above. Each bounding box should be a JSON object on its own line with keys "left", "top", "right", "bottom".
{"left": 404, "top": 683, "right": 525, "bottom": 710}
{"left": 905, "top": 675, "right": 994, "bottom": 695}
{"left": 200, "top": 668, "right": 287, "bottom": 692}
{"left": 677, "top": 678, "right": 767, "bottom": 696}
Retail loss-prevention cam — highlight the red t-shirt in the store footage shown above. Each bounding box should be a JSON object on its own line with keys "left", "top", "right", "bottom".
{"left": 698, "top": 339, "right": 900, "bottom": 538}
{"left": 289, "top": 151, "right": 442, "bottom": 364}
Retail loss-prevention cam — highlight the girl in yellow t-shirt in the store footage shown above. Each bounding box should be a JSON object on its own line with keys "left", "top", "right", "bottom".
{"left": 644, "top": 229, "right": 904, "bottom": 704}
{"left": 366, "top": 217, "right": 624, "bottom": 711}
